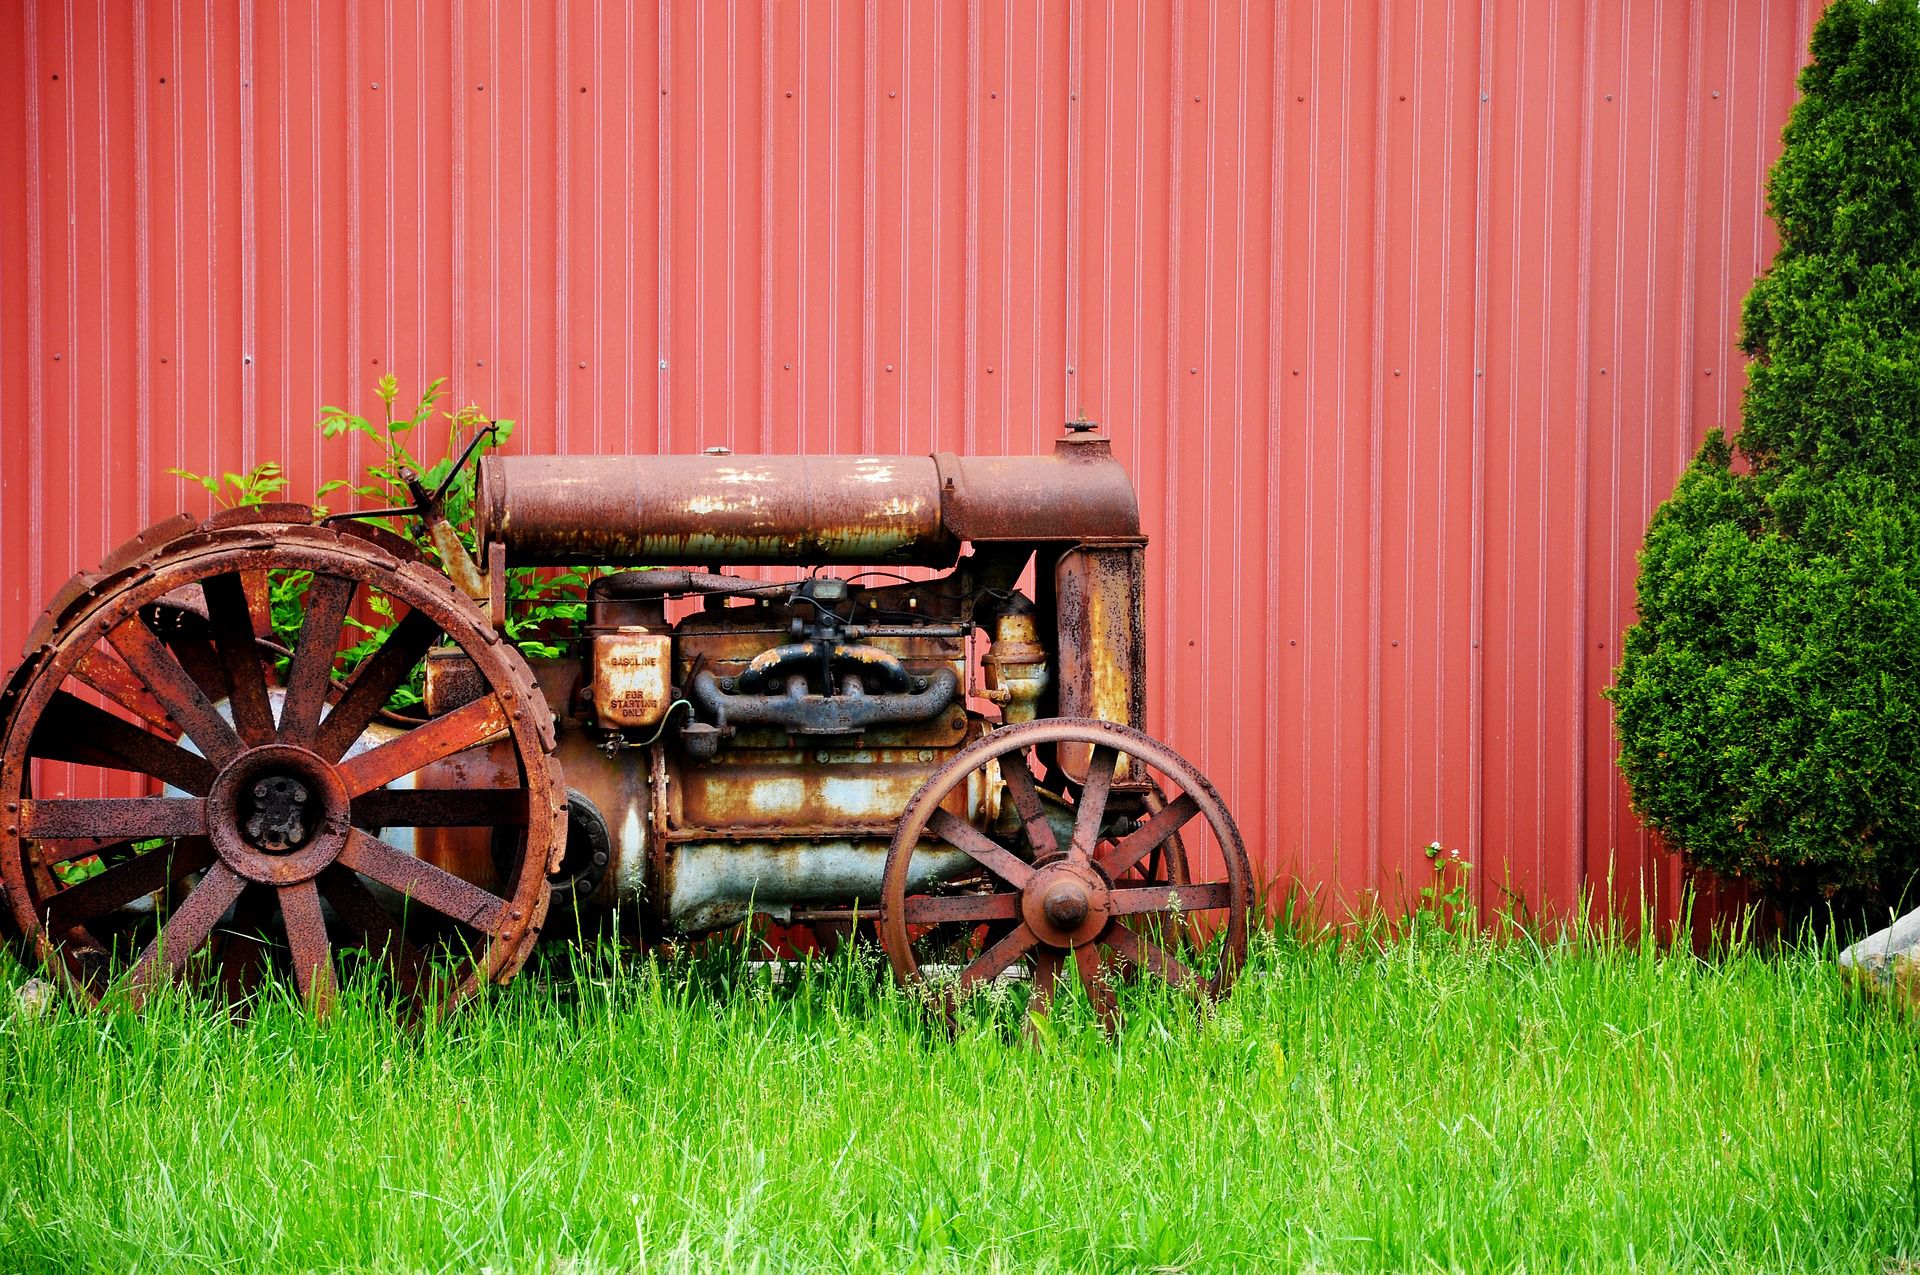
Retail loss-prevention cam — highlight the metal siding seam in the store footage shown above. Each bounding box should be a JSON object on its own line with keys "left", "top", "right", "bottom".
{"left": 381, "top": 2, "right": 393, "bottom": 421}
{"left": 693, "top": 2, "right": 706, "bottom": 447}
{"left": 1604, "top": 0, "right": 1628, "bottom": 880}
{"left": 657, "top": 1, "right": 671, "bottom": 452}
{"left": 963, "top": 0, "right": 980, "bottom": 453}
{"left": 65, "top": 0, "right": 81, "bottom": 554}
{"left": 927, "top": 4, "right": 940, "bottom": 451}
{"left": 1163, "top": 0, "right": 1182, "bottom": 778}
{"left": 1534, "top": 0, "right": 1557, "bottom": 901}
{"left": 23, "top": 0, "right": 42, "bottom": 609}
{"left": 554, "top": 2, "right": 569, "bottom": 450}
{"left": 1025, "top": 1, "right": 1043, "bottom": 452}
{"left": 133, "top": 0, "right": 152, "bottom": 524}
{"left": 1676, "top": 0, "right": 1702, "bottom": 478}
{"left": 1264, "top": 0, "right": 1287, "bottom": 878}
{"left": 827, "top": 0, "right": 841, "bottom": 454}
{"left": 998, "top": 0, "right": 1013, "bottom": 450}
{"left": 1302, "top": 0, "right": 1321, "bottom": 878}
{"left": 1198, "top": 0, "right": 1217, "bottom": 778}
{"left": 279, "top": 0, "right": 293, "bottom": 473}
{"left": 626, "top": 0, "right": 637, "bottom": 452}
{"left": 241, "top": 0, "right": 257, "bottom": 457}
{"left": 344, "top": 0, "right": 358, "bottom": 442}
{"left": 1229, "top": 0, "right": 1250, "bottom": 808}
{"left": 721, "top": 1, "right": 733, "bottom": 447}
{"left": 1334, "top": 0, "right": 1353, "bottom": 880}
{"left": 95, "top": 0, "right": 113, "bottom": 533}
{"left": 1367, "top": 0, "right": 1389, "bottom": 892}
{"left": 592, "top": 0, "right": 605, "bottom": 453}
{"left": 1468, "top": 0, "right": 1490, "bottom": 908}
{"left": 861, "top": 0, "right": 876, "bottom": 451}
{"left": 1572, "top": 0, "right": 1598, "bottom": 898}
{"left": 1129, "top": 0, "right": 1142, "bottom": 452}
{"left": 1099, "top": 0, "right": 1114, "bottom": 453}
{"left": 413, "top": 4, "right": 425, "bottom": 407}
{"left": 1064, "top": 0, "right": 1081, "bottom": 414}
{"left": 450, "top": 0, "right": 465, "bottom": 409}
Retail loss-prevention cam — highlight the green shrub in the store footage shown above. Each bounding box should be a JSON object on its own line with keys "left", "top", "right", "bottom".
{"left": 1610, "top": 0, "right": 1920, "bottom": 912}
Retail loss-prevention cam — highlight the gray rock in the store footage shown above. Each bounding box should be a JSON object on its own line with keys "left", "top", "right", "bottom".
{"left": 1839, "top": 909, "right": 1920, "bottom": 1000}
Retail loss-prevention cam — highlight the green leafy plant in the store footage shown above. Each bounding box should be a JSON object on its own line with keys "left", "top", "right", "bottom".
{"left": 1609, "top": 0, "right": 1920, "bottom": 914}
{"left": 164, "top": 460, "right": 287, "bottom": 508}
{"left": 174, "top": 375, "right": 595, "bottom": 713}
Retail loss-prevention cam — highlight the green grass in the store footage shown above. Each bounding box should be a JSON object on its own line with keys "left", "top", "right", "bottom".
{"left": 0, "top": 920, "right": 1916, "bottom": 1273}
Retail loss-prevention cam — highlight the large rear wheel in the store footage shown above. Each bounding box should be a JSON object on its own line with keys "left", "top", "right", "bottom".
{"left": 0, "top": 509, "right": 565, "bottom": 1017}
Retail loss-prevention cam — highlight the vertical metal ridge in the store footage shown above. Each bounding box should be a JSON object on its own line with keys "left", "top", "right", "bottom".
{"left": 1161, "top": 0, "right": 1183, "bottom": 782}
{"left": 1467, "top": 0, "right": 1491, "bottom": 910}
{"left": 1264, "top": 0, "right": 1289, "bottom": 880}
{"left": 22, "top": 0, "right": 45, "bottom": 609}
{"left": 553, "top": 2, "right": 570, "bottom": 450}
{"left": 1225, "top": 0, "right": 1251, "bottom": 813}
{"left": 1365, "top": 0, "right": 1390, "bottom": 892}
{"left": 238, "top": 0, "right": 256, "bottom": 457}
{"left": 1571, "top": 0, "right": 1599, "bottom": 898}
{"left": 132, "top": 0, "right": 153, "bottom": 524}
{"left": 1194, "top": 0, "right": 1217, "bottom": 778}
{"left": 962, "top": 0, "right": 980, "bottom": 453}
{"left": 1063, "top": 0, "right": 1081, "bottom": 416}
{"left": 448, "top": 0, "right": 465, "bottom": 398}
{"left": 860, "top": 0, "right": 877, "bottom": 452}
{"left": 657, "top": 0, "right": 672, "bottom": 451}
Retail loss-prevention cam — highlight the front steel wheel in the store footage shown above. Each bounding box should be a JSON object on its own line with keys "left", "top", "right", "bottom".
{"left": 879, "top": 718, "right": 1251, "bottom": 1030}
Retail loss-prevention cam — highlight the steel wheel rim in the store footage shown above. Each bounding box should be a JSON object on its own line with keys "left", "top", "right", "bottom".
{"left": 0, "top": 517, "right": 564, "bottom": 1017}
{"left": 879, "top": 717, "right": 1251, "bottom": 1031}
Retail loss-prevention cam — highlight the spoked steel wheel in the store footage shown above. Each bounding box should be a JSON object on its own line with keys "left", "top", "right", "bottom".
{"left": 879, "top": 718, "right": 1250, "bottom": 1031}
{"left": 0, "top": 509, "right": 565, "bottom": 1016}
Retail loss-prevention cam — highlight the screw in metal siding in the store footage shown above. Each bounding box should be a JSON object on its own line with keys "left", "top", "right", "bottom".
{"left": 658, "top": 359, "right": 668, "bottom": 370}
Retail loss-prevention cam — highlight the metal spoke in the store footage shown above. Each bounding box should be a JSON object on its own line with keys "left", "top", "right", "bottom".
{"left": 1100, "top": 793, "right": 1201, "bottom": 880}
{"left": 72, "top": 647, "right": 173, "bottom": 730}
{"left": 957, "top": 921, "right": 1038, "bottom": 992}
{"left": 1102, "top": 919, "right": 1198, "bottom": 991}
{"left": 44, "top": 838, "right": 214, "bottom": 929}
{"left": 1108, "top": 880, "right": 1234, "bottom": 916}
{"left": 336, "top": 696, "right": 512, "bottom": 795}
{"left": 28, "top": 690, "right": 217, "bottom": 793}
{"left": 313, "top": 609, "right": 442, "bottom": 761}
{"left": 901, "top": 891, "right": 1021, "bottom": 925}
{"left": 201, "top": 572, "right": 276, "bottom": 746}
{"left": 926, "top": 808, "right": 1034, "bottom": 889}
{"left": 106, "top": 618, "right": 243, "bottom": 766}
{"left": 1068, "top": 744, "right": 1118, "bottom": 863}
{"left": 350, "top": 787, "right": 529, "bottom": 829}
{"left": 998, "top": 753, "right": 1059, "bottom": 858}
{"left": 337, "top": 829, "right": 510, "bottom": 931}
{"left": 277, "top": 573, "right": 357, "bottom": 745}
{"left": 1075, "top": 942, "right": 1118, "bottom": 1029}
{"left": 23, "top": 796, "right": 207, "bottom": 841}
{"left": 277, "top": 879, "right": 337, "bottom": 1015}
{"left": 121, "top": 863, "right": 247, "bottom": 1009}
{"left": 317, "top": 865, "right": 423, "bottom": 1000}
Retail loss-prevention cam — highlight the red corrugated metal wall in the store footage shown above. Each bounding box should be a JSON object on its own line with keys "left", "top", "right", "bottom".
{"left": 0, "top": 1, "right": 1818, "bottom": 926}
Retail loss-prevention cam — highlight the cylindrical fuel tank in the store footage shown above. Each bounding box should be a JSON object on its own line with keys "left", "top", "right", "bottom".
{"left": 475, "top": 437, "right": 1141, "bottom": 566}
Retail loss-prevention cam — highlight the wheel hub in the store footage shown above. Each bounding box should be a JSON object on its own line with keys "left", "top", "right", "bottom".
{"left": 243, "top": 774, "right": 313, "bottom": 852}
{"left": 206, "top": 744, "right": 351, "bottom": 884}
{"left": 1021, "top": 860, "right": 1111, "bottom": 948}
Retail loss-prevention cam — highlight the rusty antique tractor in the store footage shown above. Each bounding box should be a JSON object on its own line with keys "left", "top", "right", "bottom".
{"left": 0, "top": 425, "right": 1250, "bottom": 1023}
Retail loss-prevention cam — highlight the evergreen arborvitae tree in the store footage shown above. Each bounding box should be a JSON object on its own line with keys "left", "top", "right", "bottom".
{"left": 1610, "top": 0, "right": 1920, "bottom": 913}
